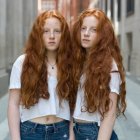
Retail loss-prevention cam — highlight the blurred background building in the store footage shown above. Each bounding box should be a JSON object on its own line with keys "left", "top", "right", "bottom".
{"left": 0, "top": 0, "right": 38, "bottom": 97}
{"left": 0, "top": 0, "right": 140, "bottom": 98}
{"left": 38, "top": 0, "right": 90, "bottom": 26}
{"left": 96, "top": 0, "right": 140, "bottom": 81}
{"left": 0, "top": 0, "right": 140, "bottom": 140}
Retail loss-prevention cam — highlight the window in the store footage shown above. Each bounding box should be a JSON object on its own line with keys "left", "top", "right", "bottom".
{"left": 117, "top": 0, "right": 121, "bottom": 21}
{"left": 117, "top": 35, "right": 121, "bottom": 48}
{"left": 105, "top": 0, "right": 108, "bottom": 14}
{"left": 126, "top": 32, "right": 133, "bottom": 72}
{"left": 79, "top": 0, "right": 83, "bottom": 12}
{"left": 110, "top": 0, "right": 114, "bottom": 21}
{"left": 126, "top": 0, "right": 134, "bottom": 16}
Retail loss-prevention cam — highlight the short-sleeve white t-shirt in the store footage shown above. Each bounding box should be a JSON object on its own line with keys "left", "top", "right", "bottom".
{"left": 9, "top": 54, "right": 70, "bottom": 122}
{"left": 73, "top": 60, "right": 121, "bottom": 125}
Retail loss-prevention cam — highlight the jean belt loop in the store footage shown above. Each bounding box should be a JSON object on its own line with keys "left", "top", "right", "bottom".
{"left": 32, "top": 123, "right": 38, "bottom": 132}
{"left": 73, "top": 119, "right": 76, "bottom": 127}
{"left": 53, "top": 123, "right": 58, "bottom": 133}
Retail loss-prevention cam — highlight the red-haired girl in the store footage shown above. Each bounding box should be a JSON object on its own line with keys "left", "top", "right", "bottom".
{"left": 71, "top": 9, "right": 126, "bottom": 140}
{"left": 8, "top": 10, "right": 73, "bottom": 140}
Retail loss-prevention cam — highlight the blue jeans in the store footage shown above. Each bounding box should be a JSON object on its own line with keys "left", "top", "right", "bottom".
{"left": 73, "top": 121, "right": 118, "bottom": 140}
{"left": 20, "top": 120, "right": 69, "bottom": 140}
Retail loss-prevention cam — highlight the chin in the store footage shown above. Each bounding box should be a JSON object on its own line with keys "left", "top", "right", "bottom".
{"left": 82, "top": 45, "right": 90, "bottom": 49}
{"left": 46, "top": 47, "right": 58, "bottom": 52}
{"left": 46, "top": 46, "right": 58, "bottom": 49}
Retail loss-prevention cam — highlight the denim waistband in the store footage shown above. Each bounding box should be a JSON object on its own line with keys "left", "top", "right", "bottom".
{"left": 20, "top": 120, "right": 69, "bottom": 131}
{"left": 73, "top": 119, "right": 98, "bottom": 127}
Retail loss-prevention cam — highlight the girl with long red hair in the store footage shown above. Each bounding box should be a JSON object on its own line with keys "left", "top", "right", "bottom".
{"left": 71, "top": 9, "right": 126, "bottom": 140}
{"left": 8, "top": 10, "right": 73, "bottom": 140}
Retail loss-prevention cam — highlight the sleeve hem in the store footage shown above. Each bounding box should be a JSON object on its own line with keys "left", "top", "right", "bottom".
{"left": 110, "top": 89, "right": 119, "bottom": 95}
{"left": 9, "top": 85, "right": 21, "bottom": 89}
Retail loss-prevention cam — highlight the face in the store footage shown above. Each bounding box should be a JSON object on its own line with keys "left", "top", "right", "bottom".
{"left": 81, "top": 16, "right": 99, "bottom": 49}
{"left": 43, "top": 17, "right": 61, "bottom": 52}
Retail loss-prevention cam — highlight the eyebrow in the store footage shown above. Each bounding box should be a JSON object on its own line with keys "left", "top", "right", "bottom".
{"left": 44, "top": 27, "right": 61, "bottom": 30}
{"left": 81, "top": 25, "right": 97, "bottom": 28}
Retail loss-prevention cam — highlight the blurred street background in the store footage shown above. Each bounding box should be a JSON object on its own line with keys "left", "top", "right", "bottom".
{"left": 0, "top": 0, "right": 140, "bottom": 140}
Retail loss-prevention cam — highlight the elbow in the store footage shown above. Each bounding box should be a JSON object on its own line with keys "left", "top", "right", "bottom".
{"left": 108, "top": 111, "right": 117, "bottom": 125}
{"left": 104, "top": 110, "right": 117, "bottom": 123}
{"left": 111, "top": 113, "right": 116, "bottom": 123}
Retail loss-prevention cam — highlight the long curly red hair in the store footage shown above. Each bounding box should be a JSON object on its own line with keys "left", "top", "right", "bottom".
{"left": 21, "top": 10, "right": 73, "bottom": 109}
{"left": 72, "top": 9, "right": 126, "bottom": 117}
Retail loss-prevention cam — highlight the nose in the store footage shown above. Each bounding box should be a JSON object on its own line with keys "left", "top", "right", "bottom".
{"left": 50, "top": 31, "right": 55, "bottom": 39}
{"left": 84, "top": 29, "right": 90, "bottom": 36}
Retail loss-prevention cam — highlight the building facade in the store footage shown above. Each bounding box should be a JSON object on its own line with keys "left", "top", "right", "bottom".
{"left": 0, "top": 0, "right": 38, "bottom": 97}
{"left": 39, "top": 0, "right": 90, "bottom": 26}
{"left": 95, "top": 0, "right": 140, "bottom": 78}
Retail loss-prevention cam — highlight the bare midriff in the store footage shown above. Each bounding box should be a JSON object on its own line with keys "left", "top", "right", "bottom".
{"left": 74, "top": 118, "right": 96, "bottom": 123}
{"left": 30, "top": 115, "right": 64, "bottom": 124}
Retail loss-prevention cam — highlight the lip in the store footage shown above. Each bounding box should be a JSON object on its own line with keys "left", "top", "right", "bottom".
{"left": 48, "top": 41, "right": 56, "bottom": 44}
{"left": 82, "top": 39, "right": 90, "bottom": 42}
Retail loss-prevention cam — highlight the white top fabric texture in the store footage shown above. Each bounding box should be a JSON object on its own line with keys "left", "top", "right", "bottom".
{"left": 73, "top": 60, "right": 121, "bottom": 126}
{"left": 9, "top": 54, "right": 70, "bottom": 122}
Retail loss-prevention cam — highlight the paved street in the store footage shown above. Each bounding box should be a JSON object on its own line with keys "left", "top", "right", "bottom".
{"left": 114, "top": 77, "right": 140, "bottom": 140}
{"left": 0, "top": 77, "right": 140, "bottom": 140}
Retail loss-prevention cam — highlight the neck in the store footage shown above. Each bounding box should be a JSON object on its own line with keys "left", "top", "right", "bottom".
{"left": 85, "top": 47, "right": 92, "bottom": 54}
{"left": 46, "top": 51, "right": 57, "bottom": 64}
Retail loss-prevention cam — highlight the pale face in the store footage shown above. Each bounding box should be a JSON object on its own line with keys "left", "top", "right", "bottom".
{"left": 43, "top": 17, "right": 61, "bottom": 52}
{"left": 81, "top": 16, "right": 99, "bottom": 49}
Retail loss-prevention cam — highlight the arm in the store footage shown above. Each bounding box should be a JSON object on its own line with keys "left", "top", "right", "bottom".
{"left": 8, "top": 89, "right": 21, "bottom": 140}
{"left": 97, "top": 93, "right": 118, "bottom": 140}
{"left": 69, "top": 118, "right": 75, "bottom": 140}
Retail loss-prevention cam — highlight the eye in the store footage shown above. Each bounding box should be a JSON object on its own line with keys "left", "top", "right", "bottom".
{"left": 54, "top": 29, "right": 61, "bottom": 34}
{"left": 44, "top": 29, "right": 49, "bottom": 33}
{"left": 90, "top": 28, "right": 97, "bottom": 33}
{"left": 81, "top": 27, "right": 86, "bottom": 31}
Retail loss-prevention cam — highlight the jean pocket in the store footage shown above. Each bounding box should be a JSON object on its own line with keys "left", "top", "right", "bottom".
{"left": 74, "top": 125, "right": 98, "bottom": 137}
{"left": 20, "top": 123, "right": 35, "bottom": 136}
{"left": 50, "top": 125, "right": 69, "bottom": 140}
{"left": 110, "top": 130, "right": 118, "bottom": 140}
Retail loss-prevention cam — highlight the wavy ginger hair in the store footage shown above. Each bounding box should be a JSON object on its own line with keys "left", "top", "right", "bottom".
{"left": 72, "top": 9, "right": 126, "bottom": 117}
{"left": 21, "top": 10, "right": 73, "bottom": 108}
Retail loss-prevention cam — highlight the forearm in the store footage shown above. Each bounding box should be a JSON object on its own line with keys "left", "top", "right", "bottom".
{"left": 69, "top": 118, "right": 75, "bottom": 140}
{"left": 8, "top": 104, "right": 20, "bottom": 140}
{"left": 97, "top": 112, "right": 116, "bottom": 140}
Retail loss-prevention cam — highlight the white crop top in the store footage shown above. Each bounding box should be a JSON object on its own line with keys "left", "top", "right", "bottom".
{"left": 73, "top": 60, "right": 121, "bottom": 126}
{"left": 9, "top": 54, "right": 70, "bottom": 122}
